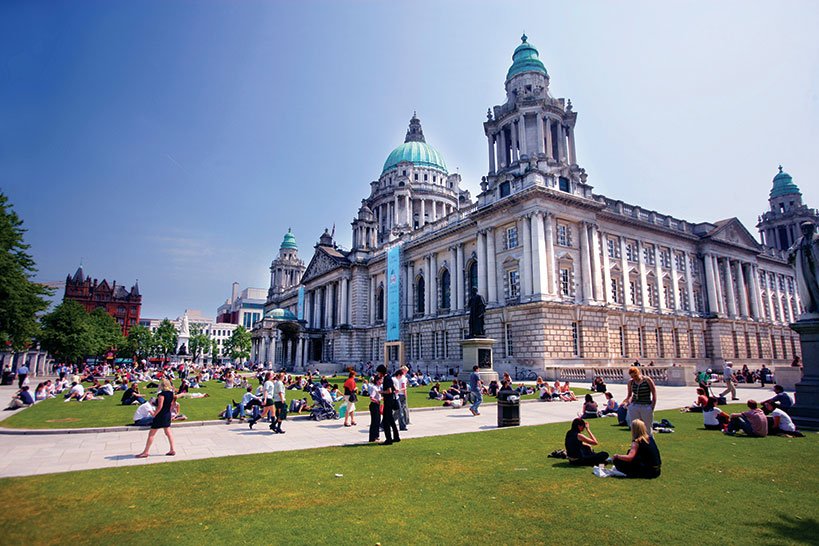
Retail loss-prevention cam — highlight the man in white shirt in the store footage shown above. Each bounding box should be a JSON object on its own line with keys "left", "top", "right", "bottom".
{"left": 133, "top": 400, "right": 155, "bottom": 426}
{"left": 64, "top": 382, "right": 85, "bottom": 402}
{"left": 763, "top": 401, "right": 797, "bottom": 434}
{"left": 271, "top": 372, "right": 286, "bottom": 434}
{"left": 396, "top": 367, "right": 410, "bottom": 430}
{"left": 719, "top": 362, "right": 739, "bottom": 401}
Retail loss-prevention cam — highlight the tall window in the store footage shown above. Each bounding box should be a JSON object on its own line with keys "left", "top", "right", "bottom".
{"left": 732, "top": 331, "right": 740, "bottom": 359}
{"left": 611, "top": 278, "right": 620, "bottom": 303}
{"left": 440, "top": 269, "right": 451, "bottom": 309}
{"left": 506, "top": 226, "right": 519, "bottom": 249}
{"left": 416, "top": 277, "right": 425, "bottom": 314}
{"left": 626, "top": 241, "right": 638, "bottom": 262}
{"left": 756, "top": 333, "right": 763, "bottom": 359}
{"left": 673, "top": 329, "right": 681, "bottom": 358}
{"left": 770, "top": 334, "right": 778, "bottom": 359}
{"left": 745, "top": 332, "right": 752, "bottom": 358}
{"left": 639, "top": 327, "right": 646, "bottom": 358}
{"left": 571, "top": 322, "right": 581, "bottom": 357}
{"left": 468, "top": 262, "right": 478, "bottom": 301}
{"left": 508, "top": 270, "right": 520, "bottom": 298}
{"left": 560, "top": 268, "right": 572, "bottom": 297}
{"left": 629, "top": 280, "right": 638, "bottom": 305}
{"left": 643, "top": 245, "right": 656, "bottom": 265}
{"left": 558, "top": 176, "right": 570, "bottom": 192}
{"left": 376, "top": 287, "right": 385, "bottom": 322}
{"left": 504, "top": 323, "right": 514, "bottom": 357}
{"left": 432, "top": 332, "right": 439, "bottom": 359}
{"left": 689, "top": 330, "right": 696, "bottom": 358}
{"left": 607, "top": 239, "right": 618, "bottom": 258}
{"left": 663, "top": 284, "right": 673, "bottom": 308}
{"left": 655, "top": 328, "right": 663, "bottom": 357}
{"left": 660, "top": 249, "right": 671, "bottom": 268}
{"left": 499, "top": 180, "right": 511, "bottom": 198}
{"left": 557, "top": 224, "right": 572, "bottom": 247}
{"left": 443, "top": 331, "right": 448, "bottom": 359}
{"left": 781, "top": 335, "right": 788, "bottom": 359}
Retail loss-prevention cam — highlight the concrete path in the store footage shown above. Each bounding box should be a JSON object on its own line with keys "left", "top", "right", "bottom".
{"left": 0, "top": 384, "right": 773, "bottom": 478}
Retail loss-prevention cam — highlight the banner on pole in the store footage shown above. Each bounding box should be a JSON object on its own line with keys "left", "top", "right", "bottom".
{"left": 297, "top": 286, "right": 305, "bottom": 320}
{"left": 386, "top": 245, "right": 401, "bottom": 341}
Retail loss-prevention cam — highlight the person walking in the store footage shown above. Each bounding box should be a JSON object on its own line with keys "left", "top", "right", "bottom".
{"left": 16, "top": 362, "right": 29, "bottom": 389}
{"left": 378, "top": 365, "right": 400, "bottom": 445}
{"left": 395, "top": 367, "right": 409, "bottom": 431}
{"left": 468, "top": 365, "right": 483, "bottom": 416}
{"left": 270, "top": 372, "right": 286, "bottom": 434}
{"left": 368, "top": 375, "right": 383, "bottom": 442}
{"left": 249, "top": 371, "right": 275, "bottom": 429}
{"left": 719, "top": 362, "right": 739, "bottom": 401}
{"left": 343, "top": 371, "right": 358, "bottom": 427}
{"left": 135, "top": 378, "right": 176, "bottom": 458}
{"left": 622, "top": 366, "right": 657, "bottom": 434}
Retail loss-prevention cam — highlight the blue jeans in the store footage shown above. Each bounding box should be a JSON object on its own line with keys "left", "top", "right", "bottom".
{"left": 134, "top": 416, "right": 153, "bottom": 426}
{"left": 470, "top": 391, "right": 482, "bottom": 413}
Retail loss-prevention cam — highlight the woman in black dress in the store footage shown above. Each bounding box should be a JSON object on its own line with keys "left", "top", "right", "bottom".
{"left": 136, "top": 378, "right": 176, "bottom": 458}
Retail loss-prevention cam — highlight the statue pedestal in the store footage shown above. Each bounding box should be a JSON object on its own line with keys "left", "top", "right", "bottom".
{"left": 790, "top": 318, "right": 819, "bottom": 430}
{"left": 458, "top": 338, "right": 498, "bottom": 384}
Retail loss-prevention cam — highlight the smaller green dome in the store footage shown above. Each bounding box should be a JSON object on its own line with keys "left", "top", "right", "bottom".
{"left": 770, "top": 165, "right": 800, "bottom": 198}
{"left": 280, "top": 228, "right": 298, "bottom": 250}
{"left": 506, "top": 34, "right": 548, "bottom": 80}
{"left": 266, "top": 307, "right": 297, "bottom": 321}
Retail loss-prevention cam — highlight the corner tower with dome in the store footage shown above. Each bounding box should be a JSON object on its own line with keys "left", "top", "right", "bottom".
{"left": 252, "top": 35, "right": 804, "bottom": 378}
{"left": 757, "top": 166, "right": 819, "bottom": 251}
{"left": 268, "top": 229, "right": 305, "bottom": 299}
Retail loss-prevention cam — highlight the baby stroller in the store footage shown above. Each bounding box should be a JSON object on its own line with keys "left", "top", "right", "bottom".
{"left": 309, "top": 386, "right": 338, "bottom": 421}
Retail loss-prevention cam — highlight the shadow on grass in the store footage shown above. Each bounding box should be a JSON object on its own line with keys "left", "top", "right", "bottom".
{"left": 754, "top": 514, "right": 819, "bottom": 543}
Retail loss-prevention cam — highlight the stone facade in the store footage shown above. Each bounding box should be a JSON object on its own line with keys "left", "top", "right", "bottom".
{"left": 252, "top": 35, "right": 804, "bottom": 374}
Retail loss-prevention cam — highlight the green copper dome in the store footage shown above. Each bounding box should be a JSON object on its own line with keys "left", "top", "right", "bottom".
{"left": 381, "top": 114, "right": 448, "bottom": 176}
{"left": 770, "top": 165, "right": 800, "bottom": 198}
{"left": 280, "top": 228, "right": 298, "bottom": 250}
{"left": 507, "top": 34, "right": 548, "bottom": 80}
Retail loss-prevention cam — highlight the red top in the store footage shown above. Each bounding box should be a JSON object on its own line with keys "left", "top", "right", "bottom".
{"left": 343, "top": 377, "right": 357, "bottom": 395}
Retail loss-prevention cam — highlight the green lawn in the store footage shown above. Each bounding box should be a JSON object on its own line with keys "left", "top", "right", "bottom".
{"left": 2, "top": 377, "right": 589, "bottom": 429}
{"left": 0, "top": 407, "right": 815, "bottom": 545}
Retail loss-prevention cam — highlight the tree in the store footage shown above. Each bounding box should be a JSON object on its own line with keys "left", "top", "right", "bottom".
{"left": 39, "top": 301, "right": 94, "bottom": 364}
{"left": 189, "top": 326, "right": 211, "bottom": 364}
{"left": 124, "top": 324, "right": 153, "bottom": 362}
{"left": 210, "top": 338, "right": 219, "bottom": 363}
{"left": 225, "top": 326, "right": 251, "bottom": 363}
{"left": 153, "top": 319, "right": 178, "bottom": 360}
{"left": 86, "top": 308, "right": 125, "bottom": 358}
{"left": 0, "top": 192, "right": 52, "bottom": 350}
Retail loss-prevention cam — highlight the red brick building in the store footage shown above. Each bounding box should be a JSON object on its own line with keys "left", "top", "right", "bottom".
{"left": 63, "top": 266, "right": 142, "bottom": 336}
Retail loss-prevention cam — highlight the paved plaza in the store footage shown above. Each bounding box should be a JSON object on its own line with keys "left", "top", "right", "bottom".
{"left": 0, "top": 382, "right": 773, "bottom": 478}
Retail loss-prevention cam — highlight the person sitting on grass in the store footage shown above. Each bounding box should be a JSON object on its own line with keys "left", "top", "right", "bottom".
{"left": 121, "top": 382, "right": 146, "bottom": 406}
{"left": 64, "top": 381, "right": 86, "bottom": 402}
{"left": 6, "top": 386, "right": 34, "bottom": 410}
{"left": 762, "top": 401, "right": 802, "bottom": 437}
{"left": 559, "top": 382, "right": 577, "bottom": 402}
{"left": 681, "top": 388, "right": 709, "bottom": 413}
{"left": 762, "top": 385, "right": 793, "bottom": 412}
{"left": 702, "top": 397, "right": 730, "bottom": 430}
{"left": 724, "top": 400, "right": 768, "bottom": 437}
{"left": 564, "top": 418, "right": 609, "bottom": 466}
{"left": 600, "top": 392, "right": 619, "bottom": 416}
{"left": 429, "top": 382, "right": 444, "bottom": 400}
{"left": 33, "top": 382, "right": 48, "bottom": 401}
{"left": 539, "top": 383, "right": 554, "bottom": 401}
{"left": 92, "top": 379, "right": 115, "bottom": 397}
{"left": 581, "top": 394, "right": 600, "bottom": 419}
{"left": 610, "top": 419, "right": 662, "bottom": 479}
{"left": 133, "top": 398, "right": 155, "bottom": 426}
{"left": 592, "top": 376, "right": 607, "bottom": 393}
{"left": 171, "top": 397, "right": 187, "bottom": 421}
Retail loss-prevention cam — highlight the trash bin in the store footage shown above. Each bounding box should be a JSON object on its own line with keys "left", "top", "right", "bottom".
{"left": 497, "top": 395, "right": 520, "bottom": 427}
{"left": 0, "top": 371, "right": 13, "bottom": 386}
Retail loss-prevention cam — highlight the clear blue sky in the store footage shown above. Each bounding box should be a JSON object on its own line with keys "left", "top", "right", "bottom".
{"left": 2, "top": 1, "right": 817, "bottom": 319}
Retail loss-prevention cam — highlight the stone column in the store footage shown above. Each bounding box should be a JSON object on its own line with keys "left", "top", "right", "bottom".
{"left": 747, "top": 264, "right": 760, "bottom": 319}
{"left": 324, "top": 284, "right": 332, "bottom": 327}
{"left": 601, "top": 232, "right": 612, "bottom": 304}
{"left": 763, "top": 271, "right": 774, "bottom": 321}
{"left": 723, "top": 258, "right": 737, "bottom": 318}
{"left": 295, "top": 336, "right": 304, "bottom": 370}
{"left": 488, "top": 133, "right": 496, "bottom": 174}
{"left": 477, "top": 232, "right": 487, "bottom": 298}
{"left": 568, "top": 126, "right": 577, "bottom": 165}
{"left": 620, "top": 237, "right": 631, "bottom": 308}
{"left": 638, "top": 241, "right": 649, "bottom": 309}
{"left": 518, "top": 114, "right": 527, "bottom": 157}
{"left": 431, "top": 252, "right": 439, "bottom": 315}
{"left": 532, "top": 212, "right": 548, "bottom": 297}
{"left": 304, "top": 290, "right": 312, "bottom": 327}
{"left": 511, "top": 120, "right": 519, "bottom": 162}
{"left": 669, "top": 250, "right": 681, "bottom": 311}
{"left": 545, "top": 118, "right": 553, "bottom": 159}
{"left": 735, "top": 261, "right": 749, "bottom": 318}
{"left": 704, "top": 254, "right": 718, "bottom": 314}
{"left": 340, "top": 277, "right": 349, "bottom": 324}
{"left": 579, "top": 222, "right": 593, "bottom": 303}
{"left": 786, "top": 279, "right": 795, "bottom": 323}
{"left": 775, "top": 274, "right": 786, "bottom": 324}
{"left": 456, "top": 244, "right": 465, "bottom": 310}
{"left": 685, "top": 253, "right": 695, "bottom": 313}
{"left": 590, "top": 225, "right": 603, "bottom": 303}
{"left": 487, "top": 228, "right": 498, "bottom": 303}
{"left": 545, "top": 213, "right": 557, "bottom": 294}
{"left": 654, "top": 246, "right": 665, "bottom": 312}
{"left": 425, "top": 255, "right": 432, "bottom": 316}
{"left": 270, "top": 334, "right": 277, "bottom": 368}
{"left": 536, "top": 116, "right": 545, "bottom": 156}
{"left": 557, "top": 124, "right": 566, "bottom": 162}
{"left": 404, "top": 263, "right": 411, "bottom": 319}
{"left": 499, "top": 128, "right": 507, "bottom": 168}
{"left": 450, "top": 247, "right": 458, "bottom": 310}
{"left": 420, "top": 199, "right": 426, "bottom": 225}
{"left": 713, "top": 256, "right": 725, "bottom": 315}
{"left": 521, "top": 215, "right": 532, "bottom": 297}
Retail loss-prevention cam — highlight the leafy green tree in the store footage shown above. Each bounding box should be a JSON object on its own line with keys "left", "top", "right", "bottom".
{"left": 0, "top": 192, "right": 52, "bottom": 350}
{"left": 189, "top": 326, "right": 211, "bottom": 364}
{"left": 123, "top": 324, "right": 153, "bottom": 362}
{"left": 39, "top": 301, "right": 94, "bottom": 364}
{"left": 225, "top": 326, "right": 251, "bottom": 363}
{"left": 153, "top": 319, "right": 178, "bottom": 360}
{"left": 210, "top": 339, "right": 219, "bottom": 363}
{"left": 86, "top": 308, "right": 125, "bottom": 358}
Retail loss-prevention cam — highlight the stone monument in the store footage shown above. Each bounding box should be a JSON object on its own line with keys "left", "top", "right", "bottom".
{"left": 176, "top": 313, "right": 191, "bottom": 359}
{"left": 459, "top": 288, "right": 498, "bottom": 384}
{"left": 787, "top": 221, "right": 819, "bottom": 428}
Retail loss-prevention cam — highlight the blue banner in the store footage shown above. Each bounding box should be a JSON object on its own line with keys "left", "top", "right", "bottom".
{"left": 297, "top": 286, "right": 305, "bottom": 320}
{"left": 386, "top": 244, "right": 401, "bottom": 341}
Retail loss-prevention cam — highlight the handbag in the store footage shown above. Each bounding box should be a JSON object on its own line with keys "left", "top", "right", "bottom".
{"left": 349, "top": 392, "right": 358, "bottom": 403}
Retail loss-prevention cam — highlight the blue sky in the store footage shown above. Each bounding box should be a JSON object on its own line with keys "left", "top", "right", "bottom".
{"left": 2, "top": 1, "right": 818, "bottom": 319}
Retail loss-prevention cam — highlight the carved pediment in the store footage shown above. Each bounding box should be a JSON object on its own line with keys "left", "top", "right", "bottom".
{"left": 707, "top": 218, "right": 762, "bottom": 251}
{"left": 301, "top": 248, "right": 347, "bottom": 283}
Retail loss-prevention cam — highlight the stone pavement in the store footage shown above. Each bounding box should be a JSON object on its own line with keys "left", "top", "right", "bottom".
{"left": 0, "top": 383, "right": 774, "bottom": 478}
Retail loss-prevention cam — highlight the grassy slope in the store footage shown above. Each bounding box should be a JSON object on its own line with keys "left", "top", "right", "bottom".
{"left": 2, "top": 378, "right": 590, "bottom": 429}
{"left": 0, "top": 407, "right": 815, "bottom": 545}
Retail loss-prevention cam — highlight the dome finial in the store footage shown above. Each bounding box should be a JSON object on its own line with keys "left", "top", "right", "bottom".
{"left": 521, "top": 32, "right": 527, "bottom": 43}
{"left": 778, "top": 164, "right": 783, "bottom": 173}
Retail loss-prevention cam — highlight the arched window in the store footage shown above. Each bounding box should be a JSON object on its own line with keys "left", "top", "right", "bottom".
{"left": 416, "top": 277, "right": 425, "bottom": 314}
{"left": 376, "top": 286, "right": 384, "bottom": 322}
{"left": 467, "top": 261, "right": 478, "bottom": 301}
{"left": 440, "top": 269, "right": 451, "bottom": 309}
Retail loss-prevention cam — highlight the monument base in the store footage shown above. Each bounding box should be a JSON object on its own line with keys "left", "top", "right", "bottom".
{"left": 790, "top": 318, "right": 819, "bottom": 430}
{"left": 457, "top": 338, "right": 498, "bottom": 384}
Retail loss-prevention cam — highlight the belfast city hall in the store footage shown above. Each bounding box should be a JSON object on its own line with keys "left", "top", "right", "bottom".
{"left": 251, "top": 35, "right": 814, "bottom": 378}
